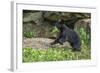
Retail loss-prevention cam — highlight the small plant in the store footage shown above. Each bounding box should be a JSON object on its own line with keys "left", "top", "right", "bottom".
{"left": 50, "top": 27, "right": 59, "bottom": 37}
{"left": 23, "top": 31, "right": 33, "bottom": 38}
{"left": 79, "top": 27, "right": 90, "bottom": 45}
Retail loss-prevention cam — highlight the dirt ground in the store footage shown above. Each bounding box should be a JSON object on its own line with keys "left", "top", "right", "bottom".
{"left": 23, "top": 38, "right": 71, "bottom": 49}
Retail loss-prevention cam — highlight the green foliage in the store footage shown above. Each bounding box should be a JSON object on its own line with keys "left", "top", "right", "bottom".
{"left": 51, "top": 27, "right": 59, "bottom": 34}
{"left": 23, "top": 31, "right": 33, "bottom": 38}
{"left": 79, "top": 27, "right": 90, "bottom": 45}
{"left": 50, "top": 27, "right": 59, "bottom": 37}
{"left": 23, "top": 46, "right": 90, "bottom": 62}
{"left": 23, "top": 31, "right": 36, "bottom": 38}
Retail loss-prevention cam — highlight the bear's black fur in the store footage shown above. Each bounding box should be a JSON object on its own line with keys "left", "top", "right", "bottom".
{"left": 51, "top": 19, "right": 81, "bottom": 51}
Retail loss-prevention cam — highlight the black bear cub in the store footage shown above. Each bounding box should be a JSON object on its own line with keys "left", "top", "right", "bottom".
{"left": 51, "top": 19, "right": 81, "bottom": 51}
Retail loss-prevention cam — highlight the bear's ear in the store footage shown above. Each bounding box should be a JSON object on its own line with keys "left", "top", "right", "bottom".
{"left": 58, "top": 19, "right": 62, "bottom": 22}
{"left": 58, "top": 19, "right": 64, "bottom": 24}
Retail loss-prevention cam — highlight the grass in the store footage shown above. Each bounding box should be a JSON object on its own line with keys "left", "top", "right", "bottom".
{"left": 23, "top": 44, "right": 91, "bottom": 62}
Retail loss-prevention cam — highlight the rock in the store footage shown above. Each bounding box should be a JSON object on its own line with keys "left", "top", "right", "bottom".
{"left": 23, "top": 12, "right": 43, "bottom": 25}
{"left": 23, "top": 38, "right": 71, "bottom": 49}
{"left": 23, "top": 11, "right": 91, "bottom": 38}
{"left": 74, "top": 18, "right": 91, "bottom": 33}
